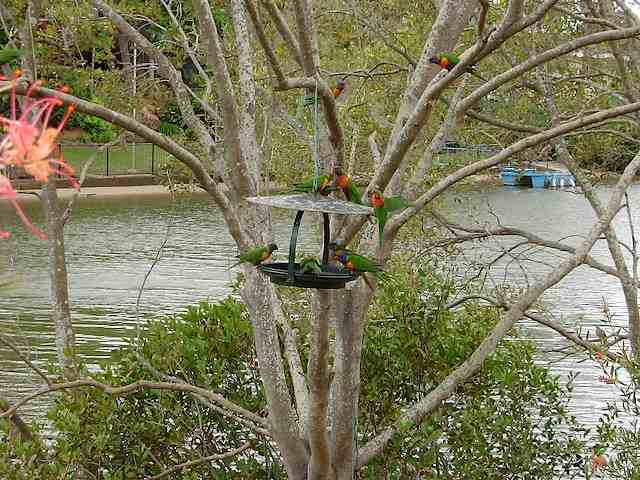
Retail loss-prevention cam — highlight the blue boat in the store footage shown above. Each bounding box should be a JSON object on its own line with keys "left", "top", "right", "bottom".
{"left": 500, "top": 166, "right": 575, "bottom": 189}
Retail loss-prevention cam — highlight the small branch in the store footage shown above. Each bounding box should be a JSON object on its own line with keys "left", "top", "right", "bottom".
{"left": 446, "top": 295, "right": 619, "bottom": 362}
{"left": 457, "top": 25, "right": 640, "bottom": 115}
{"left": 62, "top": 136, "right": 123, "bottom": 224}
{"left": 245, "top": 0, "right": 285, "bottom": 83}
{"left": 388, "top": 100, "right": 640, "bottom": 237}
{"left": 261, "top": 0, "right": 304, "bottom": 66}
{"left": 0, "top": 333, "right": 51, "bottom": 385}
{"left": 137, "top": 353, "right": 270, "bottom": 436}
{"left": 0, "top": 394, "right": 34, "bottom": 442}
{"left": 0, "top": 378, "right": 267, "bottom": 429}
{"left": 145, "top": 442, "right": 252, "bottom": 480}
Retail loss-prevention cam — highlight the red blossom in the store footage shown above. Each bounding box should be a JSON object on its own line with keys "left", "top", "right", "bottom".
{"left": 0, "top": 76, "right": 78, "bottom": 239}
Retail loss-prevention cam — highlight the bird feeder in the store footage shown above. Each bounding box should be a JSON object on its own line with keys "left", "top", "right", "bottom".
{"left": 246, "top": 193, "right": 373, "bottom": 289}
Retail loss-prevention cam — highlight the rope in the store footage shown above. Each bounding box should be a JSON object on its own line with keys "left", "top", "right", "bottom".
{"left": 352, "top": 396, "right": 358, "bottom": 479}
{"left": 312, "top": 78, "right": 321, "bottom": 192}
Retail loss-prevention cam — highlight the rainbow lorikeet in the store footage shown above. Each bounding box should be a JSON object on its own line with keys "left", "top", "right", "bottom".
{"left": 299, "top": 256, "right": 322, "bottom": 274}
{"left": 370, "top": 191, "right": 411, "bottom": 247}
{"left": 334, "top": 169, "right": 361, "bottom": 204}
{"left": 429, "top": 53, "right": 486, "bottom": 81}
{"left": 0, "top": 47, "right": 26, "bottom": 66}
{"left": 301, "top": 79, "right": 346, "bottom": 107}
{"left": 332, "top": 79, "right": 346, "bottom": 99}
{"left": 335, "top": 250, "right": 382, "bottom": 274}
{"left": 293, "top": 174, "right": 333, "bottom": 195}
{"left": 230, "top": 243, "right": 277, "bottom": 268}
{"left": 335, "top": 248, "right": 382, "bottom": 290}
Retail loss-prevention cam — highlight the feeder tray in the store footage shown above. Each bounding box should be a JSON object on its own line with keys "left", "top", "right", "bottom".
{"left": 246, "top": 193, "right": 373, "bottom": 289}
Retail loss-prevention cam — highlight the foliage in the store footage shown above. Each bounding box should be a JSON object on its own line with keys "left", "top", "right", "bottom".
{"left": 0, "top": 258, "right": 589, "bottom": 478}
{"left": 594, "top": 360, "right": 640, "bottom": 479}
{"left": 0, "top": 298, "right": 279, "bottom": 479}
{"left": 360, "top": 259, "right": 587, "bottom": 478}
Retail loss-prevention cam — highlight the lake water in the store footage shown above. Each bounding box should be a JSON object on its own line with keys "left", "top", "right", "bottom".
{"left": 0, "top": 185, "right": 633, "bottom": 427}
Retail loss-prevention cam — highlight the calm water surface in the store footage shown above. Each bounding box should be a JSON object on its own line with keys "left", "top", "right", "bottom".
{"left": 0, "top": 185, "right": 635, "bottom": 427}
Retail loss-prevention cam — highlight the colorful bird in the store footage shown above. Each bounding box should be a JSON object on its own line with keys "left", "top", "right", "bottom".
{"left": 292, "top": 174, "right": 333, "bottom": 195}
{"left": 0, "top": 47, "right": 26, "bottom": 66}
{"left": 333, "top": 79, "right": 346, "bottom": 99}
{"left": 334, "top": 169, "right": 361, "bottom": 204}
{"left": 429, "top": 52, "right": 486, "bottom": 81}
{"left": 335, "top": 249, "right": 382, "bottom": 290}
{"left": 230, "top": 243, "right": 278, "bottom": 269}
{"left": 300, "top": 79, "right": 346, "bottom": 110}
{"left": 299, "top": 256, "right": 322, "bottom": 274}
{"left": 591, "top": 446, "right": 608, "bottom": 474}
{"left": 370, "top": 191, "right": 410, "bottom": 247}
{"left": 335, "top": 250, "right": 382, "bottom": 274}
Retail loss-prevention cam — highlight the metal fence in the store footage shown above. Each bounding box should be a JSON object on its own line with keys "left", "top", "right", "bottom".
{"left": 58, "top": 142, "right": 175, "bottom": 176}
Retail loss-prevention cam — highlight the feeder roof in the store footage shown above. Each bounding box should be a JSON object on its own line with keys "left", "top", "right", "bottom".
{"left": 246, "top": 193, "right": 373, "bottom": 215}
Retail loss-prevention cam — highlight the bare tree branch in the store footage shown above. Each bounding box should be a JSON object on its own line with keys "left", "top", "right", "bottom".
{"left": 193, "top": 0, "right": 257, "bottom": 197}
{"left": 145, "top": 442, "right": 253, "bottom": 480}
{"left": 0, "top": 378, "right": 265, "bottom": 425}
{"left": 457, "top": 25, "right": 640, "bottom": 115}
{"left": 387, "top": 100, "right": 640, "bottom": 239}
{"left": 261, "top": 0, "right": 304, "bottom": 67}
{"left": 0, "top": 333, "right": 51, "bottom": 386}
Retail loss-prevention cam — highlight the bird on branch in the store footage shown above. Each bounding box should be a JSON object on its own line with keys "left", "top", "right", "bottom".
{"left": 429, "top": 53, "right": 486, "bottom": 82}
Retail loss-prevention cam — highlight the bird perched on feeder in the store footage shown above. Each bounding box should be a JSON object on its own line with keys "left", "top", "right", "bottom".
{"left": 429, "top": 52, "right": 486, "bottom": 81}
{"left": 334, "top": 168, "right": 361, "bottom": 204}
{"left": 230, "top": 243, "right": 278, "bottom": 269}
{"left": 299, "top": 256, "right": 322, "bottom": 274}
{"left": 293, "top": 174, "right": 333, "bottom": 195}
{"left": 370, "top": 191, "right": 411, "bottom": 248}
{"left": 335, "top": 250, "right": 382, "bottom": 274}
{"left": 334, "top": 246, "right": 382, "bottom": 290}
{"left": 0, "top": 47, "right": 26, "bottom": 66}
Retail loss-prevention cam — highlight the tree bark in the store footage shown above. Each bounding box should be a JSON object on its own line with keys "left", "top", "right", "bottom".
{"left": 42, "top": 176, "right": 77, "bottom": 379}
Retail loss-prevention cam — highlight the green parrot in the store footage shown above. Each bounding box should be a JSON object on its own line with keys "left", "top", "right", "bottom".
{"left": 0, "top": 47, "right": 26, "bottom": 66}
{"left": 334, "top": 169, "right": 361, "bottom": 204}
{"left": 299, "top": 256, "right": 322, "bottom": 274}
{"left": 335, "top": 250, "right": 382, "bottom": 274}
{"left": 335, "top": 248, "right": 382, "bottom": 289}
{"left": 370, "top": 191, "right": 411, "bottom": 247}
{"left": 230, "top": 243, "right": 278, "bottom": 268}
{"left": 429, "top": 52, "right": 486, "bottom": 81}
{"left": 292, "top": 174, "right": 333, "bottom": 195}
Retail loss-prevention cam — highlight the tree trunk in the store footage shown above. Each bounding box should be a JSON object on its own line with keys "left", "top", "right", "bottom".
{"left": 42, "top": 176, "right": 77, "bottom": 379}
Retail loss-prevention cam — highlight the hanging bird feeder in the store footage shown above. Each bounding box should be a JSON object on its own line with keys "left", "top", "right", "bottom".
{"left": 246, "top": 193, "right": 373, "bottom": 289}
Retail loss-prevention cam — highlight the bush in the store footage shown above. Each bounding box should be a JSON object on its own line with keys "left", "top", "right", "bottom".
{"left": 0, "top": 262, "right": 588, "bottom": 478}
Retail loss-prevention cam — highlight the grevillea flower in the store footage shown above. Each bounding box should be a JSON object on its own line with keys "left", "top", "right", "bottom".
{"left": 0, "top": 73, "right": 78, "bottom": 239}
{"left": 0, "top": 76, "right": 79, "bottom": 188}
{"left": 0, "top": 174, "right": 46, "bottom": 240}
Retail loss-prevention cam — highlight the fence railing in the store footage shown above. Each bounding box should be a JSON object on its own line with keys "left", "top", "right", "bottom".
{"left": 58, "top": 142, "right": 175, "bottom": 177}
{"left": 2, "top": 143, "right": 176, "bottom": 179}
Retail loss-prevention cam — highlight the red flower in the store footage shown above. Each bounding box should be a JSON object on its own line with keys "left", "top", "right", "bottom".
{"left": 0, "top": 75, "right": 78, "bottom": 239}
{"left": 0, "top": 77, "right": 78, "bottom": 187}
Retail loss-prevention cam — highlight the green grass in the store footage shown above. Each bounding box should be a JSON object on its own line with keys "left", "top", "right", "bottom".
{"left": 61, "top": 144, "right": 172, "bottom": 176}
